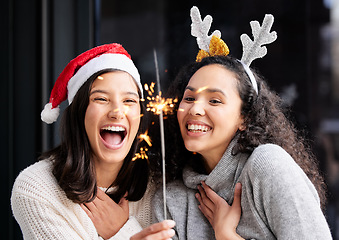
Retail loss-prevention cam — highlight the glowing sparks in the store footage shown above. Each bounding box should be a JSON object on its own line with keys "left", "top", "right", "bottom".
{"left": 196, "top": 86, "right": 208, "bottom": 93}
{"left": 132, "top": 113, "right": 144, "bottom": 120}
{"left": 133, "top": 130, "right": 152, "bottom": 161}
{"left": 132, "top": 82, "right": 178, "bottom": 164}
{"left": 132, "top": 147, "right": 149, "bottom": 161}
{"left": 144, "top": 83, "right": 177, "bottom": 115}
{"left": 138, "top": 130, "right": 152, "bottom": 147}
{"left": 144, "top": 82, "right": 156, "bottom": 97}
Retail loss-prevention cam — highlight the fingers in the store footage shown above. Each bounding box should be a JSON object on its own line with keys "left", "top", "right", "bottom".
{"left": 83, "top": 201, "right": 97, "bottom": 212}
{"left": 196, "top": 195, "right": 213, "bottom": 224}
{"left": 130, "top": 220, "right": 176, "bottom": 240}
{"left": 80, "top": 203, "right": 93, "bottom": 218}
{"left": 231, "top": 182, "right": 242, "bottom": 211}
{"left": 96, "top": 187, "right": 111, "bottom": 201}
{"left": 201, "top": 181, "right": 223, "bottom": 205}
{"left": 196, "top": 186, "right": 213, "bottom": 222}
{"left": 118, "top": 193, "right": 129, "bottom": 213}
{"left": 197, "top": 184, "right": 214, "bottom": 209}
{"left": 233, "top": 183, "right": 242, "bottom": 205}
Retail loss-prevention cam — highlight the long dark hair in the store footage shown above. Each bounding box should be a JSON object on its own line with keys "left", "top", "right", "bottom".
{"left": 162, "top": 55, "right": 326, "bottom": 208}
{"left": 40, "top": 69, "right": 149, "bottom": 203}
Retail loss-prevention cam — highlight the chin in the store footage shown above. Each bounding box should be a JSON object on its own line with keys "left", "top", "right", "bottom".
{"left": 184, "top": 142, "right": 202, "bottom": 153}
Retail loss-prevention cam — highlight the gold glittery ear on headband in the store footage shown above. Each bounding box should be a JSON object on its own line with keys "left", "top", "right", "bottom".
{"left": 196, "top": 35, "right": 230, "bottom": 62}
{"left": 190, "top": 6, "right": 229, "bottom": 62}
{"left": 190, "top": 6, "right": 277, "bottom": 94}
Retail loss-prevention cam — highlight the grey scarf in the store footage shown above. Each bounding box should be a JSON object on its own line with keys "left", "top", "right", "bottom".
{"left": 170, "top": 138, "right": 248, "bottom": 239}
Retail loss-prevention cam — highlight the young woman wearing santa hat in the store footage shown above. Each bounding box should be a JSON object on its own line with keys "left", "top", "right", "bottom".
{"left": 10, "top": 43, "right": 176, "bottom": 240}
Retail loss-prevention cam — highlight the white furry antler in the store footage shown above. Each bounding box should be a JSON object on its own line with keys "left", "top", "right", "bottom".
{"left": 240, "top": 14, "right": 277, "bottom": 66}
{"left": 190, "top": 6, "right": 221, "bottom": 52}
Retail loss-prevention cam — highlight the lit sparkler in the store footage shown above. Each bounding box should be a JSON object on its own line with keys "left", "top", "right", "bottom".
{"left": 151, "top": 49, "right": 167, "bottom": 219}
{"left": 133, "top": 50, "right": 176, "bottom": 220}
{"left": 148, "top": 49, "right": 176, "bottom": 220}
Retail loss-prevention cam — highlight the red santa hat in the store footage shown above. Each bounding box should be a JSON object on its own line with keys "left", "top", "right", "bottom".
{"left": 41, "top": 43, "right": 142, "bottom": 124}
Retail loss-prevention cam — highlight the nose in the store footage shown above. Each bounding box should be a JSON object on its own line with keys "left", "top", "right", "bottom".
{"left": 188, "top": 100, "right": 205, "bottom": 116}
{"left": 108, "top": 103, "right": 125, "bottom": 120}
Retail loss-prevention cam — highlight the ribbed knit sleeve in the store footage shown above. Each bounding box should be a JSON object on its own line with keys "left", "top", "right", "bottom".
{"left": 239, "top": 144, "right": 332, "bottom": 240}
{"left": 11, "top": 160, "right": 100, "bottom": 240}
{"left": 129, "top": 181, "right": 155, "bottom": 229}
{"left": 11, "top": 160, "right": 152, "bottom": 240}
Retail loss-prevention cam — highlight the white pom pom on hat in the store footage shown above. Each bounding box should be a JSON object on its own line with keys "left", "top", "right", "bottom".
{"left": 41, "top": 43, "right": 142, "bottom": 124}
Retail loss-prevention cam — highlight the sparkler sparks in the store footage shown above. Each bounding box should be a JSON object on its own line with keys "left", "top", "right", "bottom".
{"left": 133, "top": 129, "right": 152, "bottom": 161}
{"left": 138, "top": 129, "right": 152, "bottom": 147}
{"left": 132, "top": 147, "right": 149, "bottom": 161}
{"left": 144, "top": 83, "right": 177, "bottom": 115}
{"left": 132, "top": 87, "right": 177, "bottom": 163}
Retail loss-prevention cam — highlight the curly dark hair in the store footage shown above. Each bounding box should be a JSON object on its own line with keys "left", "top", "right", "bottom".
{"left": 40, "top": 69, "right": 149, "bottom": 204}
{"left": 152, "top": 55, "right": 326, "bottom": 209}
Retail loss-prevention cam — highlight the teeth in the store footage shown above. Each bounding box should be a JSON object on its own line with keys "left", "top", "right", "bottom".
{"left": 187, "top": 124, "right": 210, "bottom": 132}
{"left": 101, "top": 126, "right": 126, "bottom": 132}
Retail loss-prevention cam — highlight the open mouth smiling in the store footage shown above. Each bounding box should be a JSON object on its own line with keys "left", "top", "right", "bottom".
{"left": 187, "top": 124, "right": 212, "bottom": 133}
{"left": 100, "top": 125, "right": 127, "bottom": 146}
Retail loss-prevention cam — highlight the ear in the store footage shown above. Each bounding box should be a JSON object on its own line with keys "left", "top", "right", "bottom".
{"left": 239, "top": 124, "right": 246, "bottom": 131}
{"left": 238, "top": 117, "right": 246, "bottom": 131}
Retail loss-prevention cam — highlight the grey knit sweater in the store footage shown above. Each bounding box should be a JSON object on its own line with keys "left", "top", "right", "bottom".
{"left": 152, "top": 141, "right": 332, "bottom": 239}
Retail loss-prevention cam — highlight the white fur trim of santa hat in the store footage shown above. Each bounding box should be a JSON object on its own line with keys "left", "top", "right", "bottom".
{"left": 67, "top": 53, "right": 142, "bottom": 104}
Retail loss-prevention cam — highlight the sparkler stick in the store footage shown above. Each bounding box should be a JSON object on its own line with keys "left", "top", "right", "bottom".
{"left": 153, "top": 49, "right": 167, "bottom": 220}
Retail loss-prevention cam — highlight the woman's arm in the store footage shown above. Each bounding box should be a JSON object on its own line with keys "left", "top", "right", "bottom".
{"left": 248, "top": 144, "right": 332, "bottom": 239}
{"left": 10, "top": 162, "right": 109, "bottom": 240}
{"left": 11, "top": 168, "right": 140, "bottom": 240}
{"left": 11, "top": 191, "right": 98, "bottom": 239}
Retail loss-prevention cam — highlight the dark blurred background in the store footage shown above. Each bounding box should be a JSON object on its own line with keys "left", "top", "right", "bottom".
{"left": 2, "top": 0, "right": 339, "bottom": 239}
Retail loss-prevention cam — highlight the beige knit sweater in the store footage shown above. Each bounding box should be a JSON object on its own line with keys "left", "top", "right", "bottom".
{"left": 11, "top": 159, "right": 155, "bottom": 239}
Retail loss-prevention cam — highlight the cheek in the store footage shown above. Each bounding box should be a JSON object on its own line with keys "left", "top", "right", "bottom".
{"left": 128, "top": 106, "right": 141, "bottom": 133}
{"left": 132, "top": 117, "right": 141, "bottom": 131}
{"left": 177, "top": 110, "right": 184, "bottom": 129}
{"left": 84, "top": 107, "right": 97, "bottom": 138}
{"left": 84, "top": 107, "right": 93, "bottom": 129}
{"left": 177, "top": 103, "right": 186, "bottom": 123}
{"left": 85, "top": 104, "right": 100, "bottom": 125}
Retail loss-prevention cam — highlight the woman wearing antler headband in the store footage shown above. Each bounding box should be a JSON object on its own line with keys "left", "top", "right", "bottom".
{"left": 152, "top": 7, "right": 332, "bottom": 240}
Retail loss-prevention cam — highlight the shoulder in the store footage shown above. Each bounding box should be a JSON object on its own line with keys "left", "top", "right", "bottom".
{"left": 240, "top": 143, "right": 320, "bottom": 200}
{"left": 251, "top": 143, "right": 291, "bottom": 161}
{"left": 13, "top": 159, "right": 54, "bottom": 186}
{"left": 11, "top": 159, "right": 60, "bottom": 203}
{"left": 243, "top": 144, "right": 300, "bottom": 178}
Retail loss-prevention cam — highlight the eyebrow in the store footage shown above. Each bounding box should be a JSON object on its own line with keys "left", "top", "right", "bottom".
{"left": 185, "top": 86, "right": 226, "bottom": 97}
{"left": 90, "top": 89, "right": 139, "bottom": 98}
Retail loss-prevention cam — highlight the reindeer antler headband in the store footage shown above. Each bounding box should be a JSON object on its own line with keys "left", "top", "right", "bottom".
{"left": 190, "top": 6, "right": 277, "bottom": 94}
